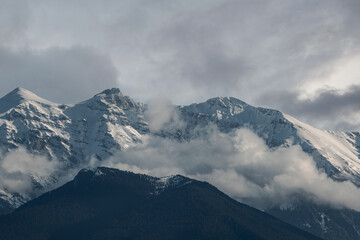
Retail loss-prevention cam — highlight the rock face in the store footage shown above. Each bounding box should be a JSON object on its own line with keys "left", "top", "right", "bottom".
{"left": 0, "top": 167, "right": 320, "bottom": 240}
{"left": 1, "top": 87, "right": 360, "bottom": 238}
{"left": 266, "top": 200, "right": 360, "bottom": 240}
{"left": 0, "top": 87, "right": 145, "bottom": 163}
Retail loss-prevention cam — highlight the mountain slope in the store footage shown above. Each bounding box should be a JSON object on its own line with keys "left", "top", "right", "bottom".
{"left": 0, "top": 87, "right": 54, "bottom": 114}
{"left": 178, "top": 97, "right": 359, "bottom": 181}
{"left": 0, "top": 167, "right": 321, "bottom": 240}
{"left": 284, "top": 114, "right": 360, "bottom": 182}
{"left": 266, "top": 200, "right": 360, "bottom": 240}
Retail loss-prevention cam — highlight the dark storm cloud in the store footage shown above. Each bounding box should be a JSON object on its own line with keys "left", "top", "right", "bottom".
{"left": 0, "top": 0, "right": 29, "bottom": 47}
{"left": 145, "top": 0, "right": 360, "bottom": 104}
{"left": 0, "top": 46, "right": 118, "bottom": 104}
{"left": 259, "top": 85, "right": 360, "bottom": 131}
{"left": 0, "top": 0, "right": 217, "bottom": 103}
{"left": 1, "top": 0, "right": 360, "bottom": 128}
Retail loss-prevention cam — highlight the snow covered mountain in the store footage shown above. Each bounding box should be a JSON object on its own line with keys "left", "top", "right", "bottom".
{"left": 2, "top": 88, "right": 359, "bottom": 181}
{"left": 0, "top": 87, "right": 145, "bottom": 162}
{"left": 1, "top": 87, "right": 360, "bottom": 238}
{"left": 181, "top": 97, "right": 360, "bottom": 182}
{"left": 0, "top": 87, "right": 147, "bottom": 212}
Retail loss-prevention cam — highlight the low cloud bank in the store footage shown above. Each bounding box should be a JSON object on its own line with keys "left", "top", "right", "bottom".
{"left": 0, "top": 148, "right": 60, "bottom": 196}
{"left": 2, "top": 127, "right": 360, "bottom": 212}
{"left": 97, "top": 127, "right": 360, "bottom": 211}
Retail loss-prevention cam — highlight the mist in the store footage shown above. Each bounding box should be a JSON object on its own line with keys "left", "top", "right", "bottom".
{"left": 0, "top": 148, "right": 60, "bottom": 196}
{"left": 144, "top": 96, "right": 184, "bottom": 132}
{"left": 94, "top": 126, "right": 360, "bottom": 211}
{"left": 2, "top": 126, "right": 360, "bottom": 212}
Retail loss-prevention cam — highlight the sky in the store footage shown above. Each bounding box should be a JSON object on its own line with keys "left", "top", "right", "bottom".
{"left": 0, "top": 0, "right": 360, "bottom": 131}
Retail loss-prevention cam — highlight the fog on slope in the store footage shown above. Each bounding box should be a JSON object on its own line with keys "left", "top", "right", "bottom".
{"left": 144, "top": 96, "right": 184, "bottom": 132}
{"left": 94, "top": 126, "right": 360, "bottom": 212}
{"left": 0, "top": 148, "right": 60, "bottom": 196}
{"left": 2, "top": 128, "right": 360, "bottom": 213}
{"left": 2, "top": 96, "right": 360, "bottom": 213}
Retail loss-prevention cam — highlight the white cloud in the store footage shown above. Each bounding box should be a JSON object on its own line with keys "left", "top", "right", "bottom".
{"left": 0, "top": 148, "right": 60, "bottom": 195}
{"left": 144, "top": 96, "right": 184, "bottom": 132}
{"left": 94, "top": 127, "right": 360, "bottom": 211}
{"left": 2, "top": 127, "right": 360, "bottom": 212}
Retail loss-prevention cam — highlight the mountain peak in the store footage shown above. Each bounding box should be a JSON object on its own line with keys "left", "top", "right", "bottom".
{"left": 84, "top": 88, "right": 142, "bottom": 111}
{"left": 76, "top": 167, "right": 188, "bottom": 182}
{"left": 206, "top": 97, "right": 248, "bottom": 108}
{"left": 95, "top": 88, "right": 123, "bottom": 97}
{"left": 0, "top": 87, "right": 54, "bottom": 113}
{"left": 76, "top": 167, "right": 126, "bottom": 180}
{"left": 73, "top": 167, "right": 193, "bottom": 195}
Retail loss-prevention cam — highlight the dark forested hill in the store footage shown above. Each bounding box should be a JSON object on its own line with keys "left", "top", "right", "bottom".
{"left": 0, "top": 167, "right": 320, "bottom": 240}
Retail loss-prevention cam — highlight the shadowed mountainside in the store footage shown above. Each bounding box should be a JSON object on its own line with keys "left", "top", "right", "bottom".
{"left": 0, "top": 167, "right": 321, "bottom": 240}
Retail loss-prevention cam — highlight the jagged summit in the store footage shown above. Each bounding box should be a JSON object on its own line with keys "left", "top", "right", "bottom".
{"left": 74, "top": 87, "right": 143, "bottom": 112}
{"left": 95, "top": 88, "right": 123, "bottom": 97}
{"left": 181, "top": 96, "right": 253, "bottom": 120}
{"left": 0, "top": 87, "right": 55, "bottom": 113}
{"left": 206, "top": 96, "right": 249, "bottom": 108}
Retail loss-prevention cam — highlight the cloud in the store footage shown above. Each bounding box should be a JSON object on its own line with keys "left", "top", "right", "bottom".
{"left": 144, "top": 0, "right": 360, "bottom": 104}
{"left": 15, "top": 0, "right": 221, "bottom": 103}
{"left": 2, "top": 125, "right": 360, "bottom": 212}
{"left": 0, "top": 148, "right": 60, "bottom": 196}
{"left": 1, "top": 0, "right": 360, "bottom": 129}
{"left": 0, "top": 0, "right": 29, "bottom": 48}
{"left": 94, "top": 127, "right": 360, "bottom": 211}
{"left": 0, "top": 46, "right": 118, "bottom": 104}
{"left": 258, "top": 85, "right": 360, "bottom": 131}
{"left": 144, "top": 96, "right": 184, "bottom": 132}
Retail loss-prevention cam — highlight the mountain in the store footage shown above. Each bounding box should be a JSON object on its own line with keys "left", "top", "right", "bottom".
{"left": 0, "top": 167, "right": 321, "bottom": 240}
{"left": 0, "top": 88, "right": 146, "bottom": 212}
{"left": 180, "top": 97, "right": 360, "bottom": 181}
{"left": 1, "top": 88, "right": 357, "bottom": 180}
{"left": 0, "top": 87, "right": 145, "bottom": 162}
{"left": 1, "top": 87, "right": 360, "bottom": 238}
{"left": 266, "top": 200, "right": 360, "bottom": 240}
{"left": 0, "top": 87, "right": 55, "bottom": 114}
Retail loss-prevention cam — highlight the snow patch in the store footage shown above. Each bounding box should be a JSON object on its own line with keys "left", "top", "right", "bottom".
{"left": 151, "top": 175, "right": 192, "bottom": 195}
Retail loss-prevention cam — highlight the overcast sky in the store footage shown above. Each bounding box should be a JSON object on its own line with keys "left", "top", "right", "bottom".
{"left": 1, "top": 0, "right": 360, "bottom": 131}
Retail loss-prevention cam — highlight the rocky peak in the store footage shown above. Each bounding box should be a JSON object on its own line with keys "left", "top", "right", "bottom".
{"left": 206, "top": 97, "right": 248, "bottom": 108}
{"left": 85, "top": 88, "right": 141, "bottom": 111}
{"left": 0, "top": 87, "right": 54, "bottom": 114}
{"left": 95, "top": 88, "right": 123, "bottom": 97}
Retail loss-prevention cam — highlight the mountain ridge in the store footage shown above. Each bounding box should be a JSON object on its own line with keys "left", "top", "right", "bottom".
{"left": 1, "top": 87, "right": 359, "bottom": 199}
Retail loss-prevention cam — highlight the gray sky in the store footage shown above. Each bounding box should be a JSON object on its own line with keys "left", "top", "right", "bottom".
{"left": 0, "top": 0, "right": 360, "bottom": 131}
